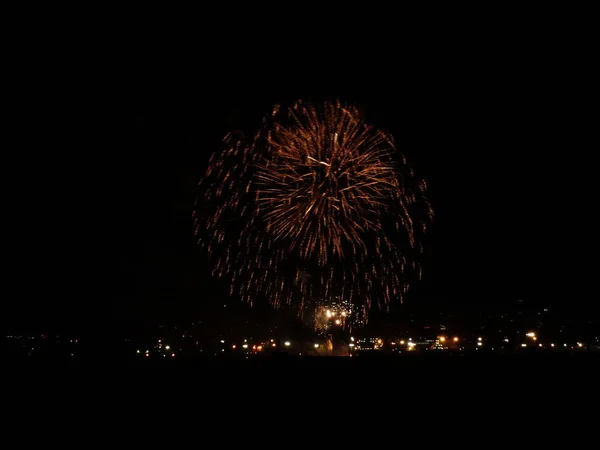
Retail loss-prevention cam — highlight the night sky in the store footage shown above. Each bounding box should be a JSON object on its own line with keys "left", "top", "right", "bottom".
{"left": 113, "top": 39, "right": 593, "bottom": 322}
{"left": 8, "top": 17, "right": 595, "bottom": 334}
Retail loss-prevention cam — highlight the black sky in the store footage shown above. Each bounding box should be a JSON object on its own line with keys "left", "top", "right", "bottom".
{"left": 107, "top": 31, "right": 595, "bottom": 326}
{"left": 9, "top": 13, "right": 596, "bottom": 333}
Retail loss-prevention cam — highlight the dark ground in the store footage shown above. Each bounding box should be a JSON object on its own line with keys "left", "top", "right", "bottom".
{"left": 7, "top": 353, "right": 596, "bottom": 418}
{"left": 10, "top": 351, "right": 599, "bottom": 369}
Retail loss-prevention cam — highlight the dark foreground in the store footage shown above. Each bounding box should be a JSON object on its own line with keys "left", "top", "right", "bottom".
{"left": 8, "top": 353, "right": 597, "bottom": 409}
{"left": 128, "top": 352, "right": 598, "bottom": 364}
{"left": 10, "top": 351, "right": 599, "bottom": 369}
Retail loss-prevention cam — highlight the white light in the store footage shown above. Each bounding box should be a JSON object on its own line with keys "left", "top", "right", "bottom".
{"left": 314, "top": 344, "right": 319, "bottom": 348}
{"left": 477, "top": 342, "right": 482, "bottom": 346}
{"left": 478, "top": 337, "right": 482, "bottom": 341}
{"left": 284, "top": 341, "right": 291, "bottom": 347}
{"left": 220, "top": 340, "right": 225, "bottom": 343}
{"left": 165, "top": 345, "right": 170, "bottom": 350}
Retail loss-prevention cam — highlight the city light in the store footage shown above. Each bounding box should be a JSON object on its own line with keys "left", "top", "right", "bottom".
{"left": 109, "top": 307, "right": 599, "bottom": 361}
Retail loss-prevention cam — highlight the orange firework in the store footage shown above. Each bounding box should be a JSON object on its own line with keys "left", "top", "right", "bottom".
{"left": 194, "top": 100, "right": 432, "bottom": 324}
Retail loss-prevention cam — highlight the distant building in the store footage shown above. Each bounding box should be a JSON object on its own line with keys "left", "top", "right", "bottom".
{"left": 354, "top": 337, "right": 383, "bottom": 351}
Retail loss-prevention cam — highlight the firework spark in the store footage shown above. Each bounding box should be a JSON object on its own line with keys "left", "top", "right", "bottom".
{"left": 194, "top": 100, "right": 432, "bottom": 324}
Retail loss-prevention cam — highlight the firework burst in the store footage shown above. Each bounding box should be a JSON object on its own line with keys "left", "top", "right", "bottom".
{"left": 194, "top": 100, "right": 432, "bottom": 324}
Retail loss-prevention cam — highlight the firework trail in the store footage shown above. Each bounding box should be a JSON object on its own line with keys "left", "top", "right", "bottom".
{"left": 194, "top": 100, "right": 433, "bottom": 324}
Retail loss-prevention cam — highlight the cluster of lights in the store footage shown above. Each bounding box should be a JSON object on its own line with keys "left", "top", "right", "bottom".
{"left": 521, "top": 333, "right": 585, "bottom": 350}
{"left": 352, "top": 337, "right": 385, "bottom": 351}
{"left": 135, "top": 339, "right": 177, "bottom": 358}
{"left": 231, "top": 338, "right": 278, "bottom": 352}
{"left": 437, "top": 336, "right": 460, "bottom": 344}
{"left": 325, "top": 308, "right": 347, "bottom": 327}
{"left": 133, "top": 329, "right": 592, "bottom": 358}
{"left": 315, "top": 303, "right": 353, "bottom": 332}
